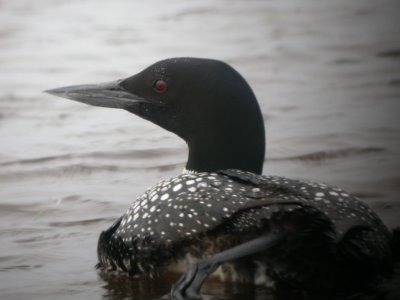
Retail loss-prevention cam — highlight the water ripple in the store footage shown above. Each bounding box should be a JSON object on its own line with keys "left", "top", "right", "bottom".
{"left": 0, "top": 148, "right": 182, "bottom": 167}
{"left": 269, "top": 147, "right": 385, "bottom": 162}
{"left": 48, "top": 217, "right": 116, "bottom": 228}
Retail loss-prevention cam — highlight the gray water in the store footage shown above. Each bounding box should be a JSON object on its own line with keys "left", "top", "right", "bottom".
{"left": 1, "top": 0, "right": 400, "bottom": 299}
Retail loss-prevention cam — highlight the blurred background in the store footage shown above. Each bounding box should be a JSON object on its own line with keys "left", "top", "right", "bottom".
{"left": 0, "top": 0, "right": 399, "bottom": 299}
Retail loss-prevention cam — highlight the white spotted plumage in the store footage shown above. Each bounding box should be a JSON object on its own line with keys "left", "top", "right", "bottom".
{"left": 99, "top": 169, "right": 391, "bottom": 283}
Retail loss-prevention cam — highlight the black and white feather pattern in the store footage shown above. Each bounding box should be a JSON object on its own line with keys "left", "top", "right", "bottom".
{"left": 97, "top": 169, "right": 391, "bottom": 281}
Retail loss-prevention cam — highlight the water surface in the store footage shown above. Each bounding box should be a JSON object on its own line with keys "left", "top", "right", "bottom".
{"left": 0, "top": 0, "right": 399, "bottom": 299}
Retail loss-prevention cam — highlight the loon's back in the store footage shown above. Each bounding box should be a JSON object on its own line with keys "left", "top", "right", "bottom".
{"left": 97, "top": 169, "right": 393, "bottom": 291}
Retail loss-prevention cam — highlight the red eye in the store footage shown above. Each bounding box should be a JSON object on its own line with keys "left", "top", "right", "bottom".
{"left": 154, "top": 80, "right": 167, "bottom": 93}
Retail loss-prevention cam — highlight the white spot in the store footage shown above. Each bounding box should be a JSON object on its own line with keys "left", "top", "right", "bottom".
{"left": 165, "top": 213, "right": 170, "bottom": 218}
{"left": 329, "top": 191, "right": 339, "bottom": 196}
{"left": 133, "top": 213, "right": 139, "bottom": 221}
{"left": 223, "top": 207, "right": 229, "bottom": 212}
{"left": 315, "top": 192, "right": 325, "bottom": 197}
{"left": 188, "top": 187, "right": 197, "bottom": 192}
{"left": 151, "top": 194, "right": 159, "bottom": 202}
{"left": 150, "top": 206, "right": 156, "bottom": 212}
{"left": 173, "top": 184, "right": 182, "bottom": 192}
{"left": 161, "top": 193, "right": 169, "bottom": 201}
{"left": 197, "top": 182, "right": 208, "bottom": 188}
{"left": 186, "top": 180, "right": 195, "bottom": 185}
{"left": 179, "top": 213, "right": 185, "bottom": 218}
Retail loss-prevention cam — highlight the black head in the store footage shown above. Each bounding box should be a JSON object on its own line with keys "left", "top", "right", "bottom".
{"left": 46, "top": 57, "right": 266, "bottom": 174}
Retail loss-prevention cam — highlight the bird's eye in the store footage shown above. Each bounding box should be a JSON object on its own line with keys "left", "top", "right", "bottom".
{"left": 153, "top": 80, "right": 167, "bottom": 93}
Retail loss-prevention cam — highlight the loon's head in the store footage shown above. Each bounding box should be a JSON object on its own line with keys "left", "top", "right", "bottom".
{"left": 46, "top": 58, "right": 265, "bottom": 174}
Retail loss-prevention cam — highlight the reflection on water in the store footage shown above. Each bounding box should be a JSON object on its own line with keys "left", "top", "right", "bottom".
{"left": 99, "top": 272, "right": 295, "bottom": 300}
{"left": 99, "top": 272, "right": 372, "bottom": 300}
{"left": 0, "top": 0, "right": 399, "bottom": 299}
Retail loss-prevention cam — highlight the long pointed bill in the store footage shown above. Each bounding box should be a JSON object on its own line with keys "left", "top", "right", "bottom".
{"left": 44, "top": 79, "right": 146, "bottom": 109}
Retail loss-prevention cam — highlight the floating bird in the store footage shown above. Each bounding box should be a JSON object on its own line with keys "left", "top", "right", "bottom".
{"left": 46, "top": 58, "right": 399, "bottom": 300}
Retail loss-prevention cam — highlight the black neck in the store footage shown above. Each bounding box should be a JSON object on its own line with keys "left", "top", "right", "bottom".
{"left": 185, "top": 116, "right": 265, "bottom": 175}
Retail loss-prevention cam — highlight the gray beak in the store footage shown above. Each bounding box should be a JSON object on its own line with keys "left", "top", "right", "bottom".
{"left": 44, "top": 79, "right": 146, "bottom": 109}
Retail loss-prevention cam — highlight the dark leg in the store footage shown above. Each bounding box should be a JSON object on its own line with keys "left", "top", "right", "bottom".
{"left": 170, "top": 232, "right": 285, "bottom": 300}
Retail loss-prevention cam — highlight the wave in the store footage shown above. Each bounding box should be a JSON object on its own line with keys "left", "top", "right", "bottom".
{"left": 48, "top": 217, "right": 116, "bottom": 228}
{"left": 0, "top": 162, "right": 185, "bottom": 182}
{"left": 269, "top": 147, "right": 385, "bottom": 162}
{"left": 0, "top": 148, "right": 183, "bottom": 167}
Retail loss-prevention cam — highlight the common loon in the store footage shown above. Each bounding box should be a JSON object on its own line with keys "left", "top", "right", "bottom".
{"left": 46, "top": 58, "right": 399, "bottom": 299}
